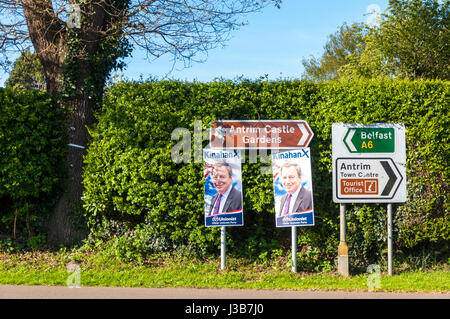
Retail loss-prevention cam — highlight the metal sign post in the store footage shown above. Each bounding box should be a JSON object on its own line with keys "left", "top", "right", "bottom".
{"left": 387, "top": 204, "right": 393, "bottom": 276}
{"left": 338, "top": 203, "right": 349, "bottom": 277}
{"left": 292, "top": 226, "right": 297, "bottom": 273}
{"left": 221, "top": 226, "right": 226, "bottom": 270}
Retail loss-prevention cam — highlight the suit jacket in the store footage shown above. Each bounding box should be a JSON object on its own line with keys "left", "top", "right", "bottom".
{"left": 278, "top": 187, "right": 312, "bottom": 217}
{"left": 207, "top": 186, "right": 242, "bottom": 216}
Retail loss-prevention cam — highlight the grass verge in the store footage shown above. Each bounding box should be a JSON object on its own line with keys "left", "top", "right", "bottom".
{"left": 0, "top": 251, "right": 448, "bottom": 292}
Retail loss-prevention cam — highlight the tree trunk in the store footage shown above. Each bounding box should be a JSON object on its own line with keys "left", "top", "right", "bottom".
{"left": 47, "top": 96, "right": 94, "bottom": 247}
{"left": 21, "top": 0, "right": 80, "bottom": 246}
{"left": 22, "top": 0, "right": 113, "bottom": 247}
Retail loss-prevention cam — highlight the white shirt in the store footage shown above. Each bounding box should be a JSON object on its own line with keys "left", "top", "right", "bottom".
{"left": 281, "top": 184, "right": 302, "bottom": 215}
{"left": 212, "top": 185, "right": 232, "bottom": 215}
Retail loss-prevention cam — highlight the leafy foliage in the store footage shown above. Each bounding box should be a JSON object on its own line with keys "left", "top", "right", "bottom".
{"left": 60, "top": 1, "right": 132, "bottom": 107}
{"left": 0, "top": 88, "right": 66, "bottom": 244}
{"left": 5, "top": 50, "right": 45, "bottom": 91}
{"left": 373, "top": 0, "right": 450, "bottom": 80}
{"left": 302, "top": 23, "right": 367, "bottom": 82}
{"left": 303, "top": 0, "right": 450, "bottom": 81}
{"left": 82, "top": 79, "right": 449, "bottom": 267}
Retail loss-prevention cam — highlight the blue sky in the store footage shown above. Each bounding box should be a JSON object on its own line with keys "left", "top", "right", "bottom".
{"left": 122, "top": 0, "right": 389, "bottom": 82}
{"left": 1, "top": 0, "right": 390, "bottom": 85}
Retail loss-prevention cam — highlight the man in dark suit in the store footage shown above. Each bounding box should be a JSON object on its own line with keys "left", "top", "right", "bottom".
{"left": 207, "top": 162, "right": 242, "bottom": 216}
{"left": 277, "top": 162, "right": 312, "bottom": 217}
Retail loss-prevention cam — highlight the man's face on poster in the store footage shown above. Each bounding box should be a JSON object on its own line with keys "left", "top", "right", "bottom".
{"left": 212, "top": 165, "right": 232, "bottom": 195}
{"left": 280, "top": 165, "right": 301, "bottom": 195}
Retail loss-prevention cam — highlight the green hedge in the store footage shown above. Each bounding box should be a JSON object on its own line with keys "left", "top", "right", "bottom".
{"left": 0, "top": 88, "right": 65, "bottom": 246}
{"left": 82, "top": 78, "right": 449, "bottom": 268}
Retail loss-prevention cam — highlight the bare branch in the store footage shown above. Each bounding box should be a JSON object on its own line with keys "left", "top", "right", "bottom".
{"left": 1, "top": 0, "right": 278, "bottom": 69}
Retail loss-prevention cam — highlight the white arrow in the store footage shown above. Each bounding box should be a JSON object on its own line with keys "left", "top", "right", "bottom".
{"left": 297, "top": 123, "right": 310, "bottom": 146}
{"left": 345, "top": 129, "right": 357, "bottom": 152}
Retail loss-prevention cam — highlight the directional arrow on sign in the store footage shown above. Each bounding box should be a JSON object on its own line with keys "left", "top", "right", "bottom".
{"left": 380, "top": 160, "right": 398, "bottom": 196}
{"left": 297, "top": 123, "right": 311, "bottom": 146}
{"left": 344, "top": 128, "right": 357, "bottom": 152}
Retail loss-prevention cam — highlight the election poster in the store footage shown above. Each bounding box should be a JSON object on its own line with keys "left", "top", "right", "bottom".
{"left": 204, "top": 149, "right": 244, "bottom": 227}
{"left": 272, "top": 148, "right": 315, "bottom": 227}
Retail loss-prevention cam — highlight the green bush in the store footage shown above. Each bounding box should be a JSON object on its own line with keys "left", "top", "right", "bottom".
{"left": 82, "top": 78, "right": 449, "bottom": 268}
{"left": 0, "top": 88, "right": 65, "bottom": 246}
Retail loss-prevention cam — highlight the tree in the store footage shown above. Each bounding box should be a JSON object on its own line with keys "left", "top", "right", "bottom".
{"left": 337, "top": 33, "right": 391, "bottom": 79}
{"left": 0, "top": 0, "right": 280, "bottom": 246}
{"left": 301, "top": 23, "right": 367, "bottom": 82}
{"left": 371, "top": 0, "right": 449, "bottom": 80}
{"left": 302, "top": 0, "right": 449, "bottom": 81}
{"left": 5, "top": 50, "right": 45, "bottom": 90}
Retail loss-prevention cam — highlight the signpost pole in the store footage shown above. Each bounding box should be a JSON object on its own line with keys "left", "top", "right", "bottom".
{"left": 340, "top": 204, "right": 346, "bottom": 242}
{"left": 338, "top": 203, "right": 349, "bottom": 277}
{"left": 221, "top": 226, "right": 226, "bottom": 270}
{"left": 387, "top": 204, "right": 393, "bottom": 276}
{"left": 292, "top": 226, "right": 297, "bottom": 273}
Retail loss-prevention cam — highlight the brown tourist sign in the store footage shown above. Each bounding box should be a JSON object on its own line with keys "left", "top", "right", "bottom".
{"left": 210, "top": 120, "right": 314, "bottom": 149}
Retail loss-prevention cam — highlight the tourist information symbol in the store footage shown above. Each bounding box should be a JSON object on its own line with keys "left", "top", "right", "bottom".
{"left": 332, "top": 123, "right": 407, "bottom": 203}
